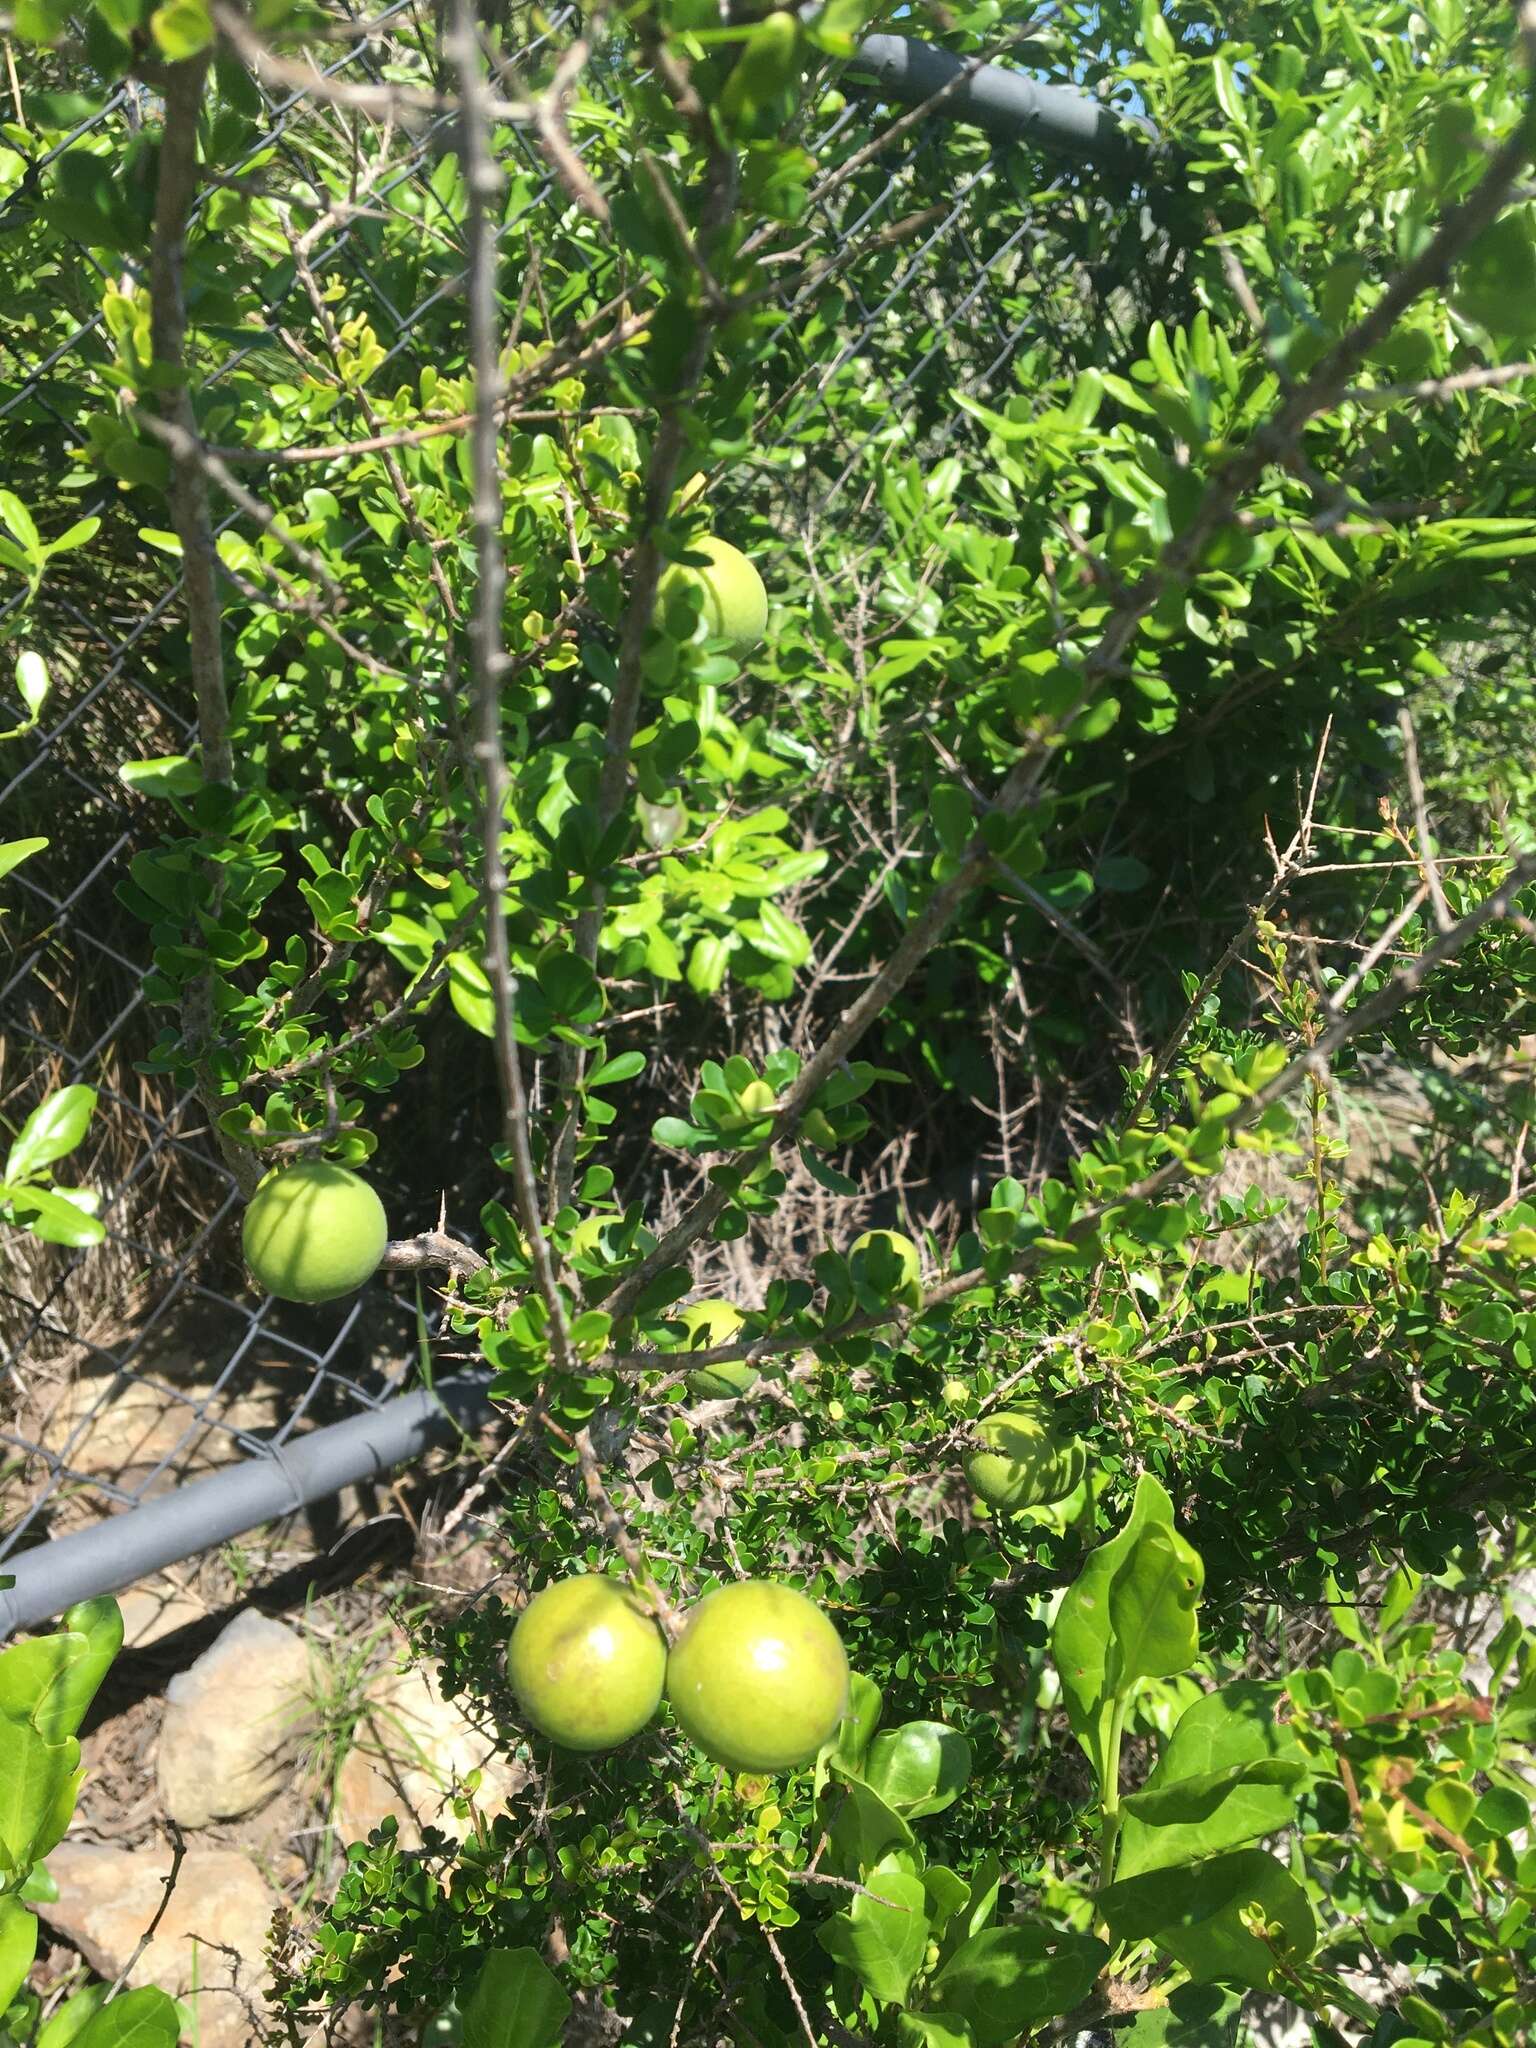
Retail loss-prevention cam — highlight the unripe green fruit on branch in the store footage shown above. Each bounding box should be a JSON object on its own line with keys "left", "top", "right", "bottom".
{"left": 242, "top": 1161, "right": 388, "bottom": 1304}
{"left": 508, "top": 1575, "right": 668, "bottom": 1752}
{"left": 850, "top": 1227, "right": 924, "bottom": 1309}
{"left": 965, "top": 1405, "right": 1086, "bottom": 1512}
{"left": 675, "top": 1299, "right": 757, "bottom": 1401}
{"left": 656, "top": 536, "right": 768, "bottom": 655}
{"left": 665, "top": 1580, "right": 849, "bottom": 1773}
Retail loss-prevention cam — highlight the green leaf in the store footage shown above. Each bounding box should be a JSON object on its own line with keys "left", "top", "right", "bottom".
{"left": 460, "top": 1948, "right": 572, "bottom": 2048}
{"left": 863, "top": 1721, "right": 972, "bottom": 1819}
{"left": 897, "top": 2018, "right": 973, "bottom": 2048}
{"left": 1098, "top": 1849, "right": 1316, "bottom": 1990}
{"left": 0, "top": 838, "right": 48, "bottom": 882}
{"left": 70, "top": 1987, "right": 183, "bottom": 2048}
{"left": 1111, "top": 1984, "right": 1245, "bottom": 2046}
{"left": 928, "top": 1924, "right": 1108, "bottom": 2048}
{"left": 1116, "top": 1681, "right": 1309, "bottom": 1879}
{"left": 0, "top": 1720, "right": 82, "bottom": 1871}
{"left": 0, "top": 1895, "right": 38, "bottom": 2016}
{"left": 1117, "top": 1761, "right": 1306, "bottom": 1877}
{"left": 2, "top": 1184, "right": 106, "bottom": 1247}
{"left": 447, "top": 953, "right": 496, "bottom": 1038}
{"left": 36, "top": 1981, "right": 108, "bottom": 2047}
{"left": 816, "top": 1671, "right": 882, "bottom": 1794}
{"left": 587, "top": 1050, "right": 646, "bottom": 1089}
{"left": 6, "top": 1085, "right": 96, "bottom": 1184}
{"left": 1051, "top": 1474, "right": 1202, "bottom": 1787}
{"left": 1107, "top": 1519, "right": 1205, "bottom": 1691}
{"left": 816, "top": 1868, "right": 928, "bottom": 2006}
{"left": 826, "top": 1774, "right": 914, "bottom": 1875}
{"left": 0, "top": 1599, "right": 122, "bottom": 1743}
{"left": 149, "top": 0, "right": 213, "bottom": 57}
{"left": 118, "top": 757, "right": 204, "bottom": 799}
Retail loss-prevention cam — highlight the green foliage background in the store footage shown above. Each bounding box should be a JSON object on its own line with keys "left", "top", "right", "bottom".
{"left": 3, "top": 0, "right": 1536, "bottom": 2041}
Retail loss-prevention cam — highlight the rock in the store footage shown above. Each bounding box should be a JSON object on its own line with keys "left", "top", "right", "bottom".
{"left": 37, "top": 1843, "right": 274, "bottom": 2048}
{"left": 119, "top": 1582, "right": 207, "bottom": 1649}
{"left": 40, "top": 1375, "right": 280, "bottom": 1493}
{"left": 157, "top": 1610, "right": 313, "bottom": 1826}
{"left": 334, "top": 1647, "right": 525, "bottom": 1851}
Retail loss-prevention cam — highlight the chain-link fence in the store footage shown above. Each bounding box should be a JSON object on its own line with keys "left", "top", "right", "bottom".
{"left": 0, "top": 5, "right": 1157, "bottom": 1632}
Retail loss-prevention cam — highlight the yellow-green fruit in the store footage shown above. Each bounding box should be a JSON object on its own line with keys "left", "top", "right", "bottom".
{"left": 665, "top": 1580, "right": 849, "bottom": 1773}
{"left": 850, "top": 1228, "right": 923, "bottom": 1308}
{"left": 964, "top": 1406, "right": 1085, "bottom": 1513}
{"left": 678, "top": 1300, "right": 756, "bottom": 1401}
{"left": 508, "top": 1576, "right": 667, "bottom": 1752}
{"left": 658, "top": 536, "right": 769, "bottom": 655}
{"left": 940, "top": 1378, "right": 970, "bottom": 1409}
{"left": 242, "top": 1162, "right": 388, "bottom": 1304}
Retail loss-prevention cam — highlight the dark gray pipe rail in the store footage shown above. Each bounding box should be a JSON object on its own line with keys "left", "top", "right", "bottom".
{"left": 849, "top": 34, "right": 1159, "bottom": 166}
{"left": 0, "top": 1373, "right": 494, "bottom": 1637}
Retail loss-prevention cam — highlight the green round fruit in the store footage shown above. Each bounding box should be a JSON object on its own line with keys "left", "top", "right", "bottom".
{"left": 657, "top": 536, "right": 769, "bottom": 655}
{"left": 508, "top": 1575, "right": 667, "bottom": 1752}
{"left": 665, "top": 1580, "right": 849, "bottom": 1773}
{"left": 964, "top": 1406, "right": 1085, "bottom": 1513}
{"left": 940, "top": 1378, "right": 970, "bottom": 1410}
{"left": 242, "top": 1161, "right": 388, "bottom": 1304}
{"left": 677, "top": 1300, "right": 757, "bottom": 1401}
{"left": 850, "top": 1228, "right": 923, "bottom": 1308}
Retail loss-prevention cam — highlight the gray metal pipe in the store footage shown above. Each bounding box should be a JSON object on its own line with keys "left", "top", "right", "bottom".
{"left": 0, "top": 1372, "right": 494, "bottom": 1637}
{"left": 850, "top": 34, "right": 1158, "bottom": 165}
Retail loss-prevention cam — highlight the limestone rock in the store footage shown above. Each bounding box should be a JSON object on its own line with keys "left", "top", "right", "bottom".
{"left": 118, "top": 1582, "right": 207, "bottom": 1648}
{"left": 334, "top": 1649, "right": 524, "bottom": 1851}
{"left": 157, "top": 1610, "right": 312, "bottom": 1826}
{"left": 37, "top": 1843, "right": 274, "bottom": 2048}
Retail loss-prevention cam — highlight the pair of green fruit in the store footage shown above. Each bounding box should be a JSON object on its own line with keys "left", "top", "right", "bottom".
{"left": 507, "top": 1574, "right": 849, "bottom": 1773}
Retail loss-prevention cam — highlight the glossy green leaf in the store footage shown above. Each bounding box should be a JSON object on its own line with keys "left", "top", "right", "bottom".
{"left": 928, "top": 1923, "right": 1107, "bottom": 2048}
{"left": 863, "top": 1721, "right": 972, "bottom": 1819}
{"left": 460, "top": 1947, "right": 571, "bottom": 2048}
{"left": 6, "top": 1084, "right": 96, "bottom": 1184}
{"left": 70, "top": 1987, "right": 183, "bottom": 2048}
{"left": 1099, "top": 1849, "right": 1316, "bottom": 1990}
{"left": 0, "top": 1895, "right": 38, "bottom": 2015}
{"left": 816, "top": 1867, "right": 928, "bottom": 2006}
{"left": 1116, "top": 1681, "right": 1309, "bottom": 1878}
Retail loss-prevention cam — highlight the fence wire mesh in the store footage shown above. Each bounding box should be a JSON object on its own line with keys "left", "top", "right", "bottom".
{"left": 0, "top": 4, "right": 1153, "bottom": 1614}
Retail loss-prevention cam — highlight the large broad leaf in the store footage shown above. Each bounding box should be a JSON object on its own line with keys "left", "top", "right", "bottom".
{"left": 1099, "top": 1849, "right": 1316, "bottom": 1990}
{"left": 938, "top": 1853, "right": 1001, "bottom": 1968}
{"left": 897, "top": 2017, "right": 974, "bottom": 2048}
{"left": 927, "top": 1923, "right": 1107, "bottom": 2048}
{"left": 36, "top": 1981, "right": 108, "bottom": 2047}
{"left": 2, "top": 1184, "right": 105, "bottom": 1247}
{"left": 1052, "top": 1474, "right": 1203, "bottom": 1788}
{"left": 69, "top": 1987, "right": 182, "bottom": 2048}
{"left": 1112, "top": 1984, "right": 1246, "bottom": 2045}
{"left": 1116, "top": 1680, "right": 1309, "bottom": 1879}
{"left": 1108, "top": 1520, "right": 1204, "bottom": 1691}
{"left": 816, "top": 1671, "right": 882, "bottom": 1795}
{"left": 816, "top": 1868, "right": 929, "bottom": 2006}
{"left": 5, "top": 1085, "right": 95, "bottom": 1183}
{"left": 826, "top": 1774, "right": 914, "bottom": 1876}
{"left": 921, "top": 1865, "right": 970, "bottom": 1940}
{"left": 0, "top": 1601, "right": 123, "bottom": 1743}
{"left": 864, "top": 1721, "right": 972, "bottom": 1819}
{"left": 0, "top": 1894, "right": 38, "bottom": 2013}
{"left": 460, "top": 1948, "right": 571, "bottom": 2048}
{"left": 1116, "top": 1761, "right": 1307, "bottom": 1878}
{"left": 0, "top": 1721, "right": 82, "bottom": 1872}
